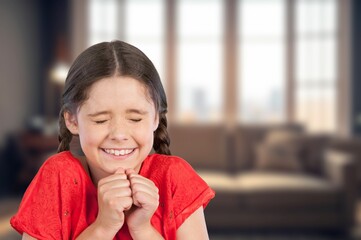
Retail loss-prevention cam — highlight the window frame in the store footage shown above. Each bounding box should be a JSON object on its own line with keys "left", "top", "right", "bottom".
{"left": 71, "top": 0, "right": 352, "bottom": 135}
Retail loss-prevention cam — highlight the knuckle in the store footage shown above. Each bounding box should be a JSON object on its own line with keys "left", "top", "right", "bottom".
{"left": 98, "top": 186, "right": 106, "bottom": 195}
{"left": 108, "top": 199, "right": 118, "bottom": 208}
{"left": 101, "top": 191, "right": 111, "bottom": 202}
{"left": 98, "top": 178, "right": 105, "bottom": 186}
{"left": 123, "top": 179, "right": 131, "bottom": 187}
{"left": 132, "top": 191, "right": 141, "bottom": 199}
{"left": 124, "top": 187, "right": 132, "bottom": 196}
{"left": 131, "top": 182, "right": 140, "bottom": 190}
{"left": 122, "top": 197, "right": 133, "bottom": 210}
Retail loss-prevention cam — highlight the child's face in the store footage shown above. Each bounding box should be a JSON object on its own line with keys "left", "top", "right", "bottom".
{"left": 65, "top": 76, "right": 159, "bottom": 183}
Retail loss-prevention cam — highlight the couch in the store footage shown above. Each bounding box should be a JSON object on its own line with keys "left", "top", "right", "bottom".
{"left": 168, "top": 124, "right": 359, "bottom": 232}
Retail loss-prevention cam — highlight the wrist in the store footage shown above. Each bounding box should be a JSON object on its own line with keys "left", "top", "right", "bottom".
{"left": 129, "top": 223, "right": 164, "bottom": 240}
{"left": 94, "top": 217, "right": 122, "bottom": 237}
{"left": 76, "top": 221, "right": 116, "bottom": 240}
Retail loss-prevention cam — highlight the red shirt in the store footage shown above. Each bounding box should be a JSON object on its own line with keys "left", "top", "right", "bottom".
{"left": 11, "top": 151, "right": 215, "bottom": 240}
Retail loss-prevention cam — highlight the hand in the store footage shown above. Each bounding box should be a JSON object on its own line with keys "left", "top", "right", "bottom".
{"left": 95, "top": 168, "right": 133, "bottom": 236}
{"left": 125, "top": 169, "right": 160, "bottom": 236}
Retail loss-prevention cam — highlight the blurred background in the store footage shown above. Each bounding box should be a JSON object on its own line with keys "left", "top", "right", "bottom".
{"left": 0, "top": 0, "right": 361, "bottom": 239}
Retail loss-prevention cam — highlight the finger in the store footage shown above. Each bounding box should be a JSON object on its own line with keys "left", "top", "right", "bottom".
{"left": 115, "top": 167, "right": 125, "bottom": 174}
{"left": 121, "top": 197, "right": 133, "bottom": 211}
{"left": 109, "top": 196, "right": 133, "bottom": 212}
{"left": 128, "top": 175, "right": 158, "bottom": 194}
{"left": 132, "top": 184, "right": 159, "bottom": 203}
{"left": 98, "top": 172, "right": 128, "bottom": 186}
{"left": 98, "top": 179, "right": 131, "bottom": 195}
{"left": 101, "top": 186, "right": 132, "bottom": 200}
{"left": 130, "top": 180, "right": 159, "bottom": 208}
{"left": 132, "top": 190, "right": 159, "bottom": 210}
{"left": 127, "top": 172, "right": 157, "bottom": 188}
{"left": 125, "top": 168, "right": 136, "bottom": 175}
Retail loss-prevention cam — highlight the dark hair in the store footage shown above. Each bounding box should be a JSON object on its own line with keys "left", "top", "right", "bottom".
{"left": 57, "top": 40, "right": 171, "bottom": 155}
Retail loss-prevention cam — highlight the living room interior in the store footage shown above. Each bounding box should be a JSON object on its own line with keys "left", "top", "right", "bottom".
{"left": 1, "top": 0, "right": 361, "bottom": 239}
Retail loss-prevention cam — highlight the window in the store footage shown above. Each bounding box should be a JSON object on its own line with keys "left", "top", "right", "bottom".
{"left": 87, "top": 0, "right": 165, "bottom": 83}
{"left": 88, "top": 0, "right": 118, "bottom": 45}
{"left": 295, "top": 0, "right": 337, "bottom": 132}
{"left": 82, "top": 0, "right": 343, "bottom": 133}
{"left": 124, "top": 0, "right": 165, "bottom": 84}
{"left": 238, "top": 0, "right": 286, "bottom": 123}
{"left": 176, "top": 0, "right": 224, "bottom": 123}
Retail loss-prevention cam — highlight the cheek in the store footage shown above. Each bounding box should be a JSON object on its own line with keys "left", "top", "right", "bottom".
{"left": 78, "top": 125, "right": 105, "bottom": 146}
{"left": 133, "top": 123, "right": 155, "bottom": 145}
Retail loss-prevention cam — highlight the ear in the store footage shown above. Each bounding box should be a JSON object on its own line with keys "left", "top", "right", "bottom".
{"left": 64, "top": 111, "right": 79, "bottom": 135}
{"left": 153, "top": 113, "right": 160, "bottom": 132}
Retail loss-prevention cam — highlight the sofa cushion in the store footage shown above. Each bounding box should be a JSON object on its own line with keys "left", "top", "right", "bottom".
{"left": 254, "top": 128, "right": 305, "bottom": 172}
{"left": 255, "top": 142, "right": 303, "bottom": 172}
{"left": 199, "top": 171, "right": 337, "bottom": 192}
{"left": 233, "top": 124, "right": 304, "bottom": 171}
{"left": 235, "top": 172, "right": 337, "bottom": 192}
{"left": 199, "top": 171, "right": 340, "bottom": 210}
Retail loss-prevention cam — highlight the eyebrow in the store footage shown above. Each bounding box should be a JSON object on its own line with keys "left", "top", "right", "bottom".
{"left": 87, "top": 109, "right": 149, "bottom": 117}
{"left": 125, "top": 109, "right": 149, "bottom": 115}
{"left": 87, "top": 111, "right": 111, "bottom": 117}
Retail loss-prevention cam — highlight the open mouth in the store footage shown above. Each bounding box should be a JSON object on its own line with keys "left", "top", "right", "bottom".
{"left": 102, "top": 148, "right": 135, "bottom": 157}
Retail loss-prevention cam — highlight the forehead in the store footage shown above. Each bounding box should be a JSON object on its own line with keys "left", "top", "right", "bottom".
{"left": 81, "top": 76, "right": 155, "bottom": 111}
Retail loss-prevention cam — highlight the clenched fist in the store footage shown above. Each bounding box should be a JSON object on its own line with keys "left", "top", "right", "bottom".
{"left": 125, "top": 169, "right": 160, "bottom": 234}
{"left": 92, "top": 168, "right": 160, "bottom": 239}
{"left": 96, "top": 168, "right": 133, "bottom": 233}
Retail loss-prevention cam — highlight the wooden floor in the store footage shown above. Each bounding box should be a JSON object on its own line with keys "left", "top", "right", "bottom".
{"left": 1, "top": 197, "right": 361, "bottom": 240}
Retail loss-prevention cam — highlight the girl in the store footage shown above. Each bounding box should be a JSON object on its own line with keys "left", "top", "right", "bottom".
{"left": 11, "top": 41, "right": 215, "bottom": 240}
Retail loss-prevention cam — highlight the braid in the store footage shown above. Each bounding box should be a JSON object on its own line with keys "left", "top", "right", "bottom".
{"left": 153, "top": 112, "right": 171, "bottom": 155}
{"left": 57, "top": 110, "right": 73, "bottom": 153}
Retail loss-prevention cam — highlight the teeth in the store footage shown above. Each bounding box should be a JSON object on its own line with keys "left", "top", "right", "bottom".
{"left": 105, "top": 148, "right": 133, "bottom": 156}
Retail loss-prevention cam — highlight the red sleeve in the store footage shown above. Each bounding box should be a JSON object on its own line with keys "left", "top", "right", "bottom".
{"left": 169, "top": 157, "right": 215, "bottom": 229}
{"left": 10, "top": 158, "right": 63, "bottom": 240}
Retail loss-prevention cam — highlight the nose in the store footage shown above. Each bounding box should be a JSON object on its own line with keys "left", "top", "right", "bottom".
{"left": 109, "top": 121, "right": 129, "bottom": 141}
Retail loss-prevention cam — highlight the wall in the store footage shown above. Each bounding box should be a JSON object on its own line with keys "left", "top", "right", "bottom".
{"left": 352, "top": 0, "right": 361, "bottom": 136}
{"left": 0, "top": 0, "right": 41, "bottom": 147}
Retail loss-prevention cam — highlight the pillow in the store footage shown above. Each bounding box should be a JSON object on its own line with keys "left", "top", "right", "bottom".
{"left": 255, "top": 142, "right": 303, "bottom": 172}
{"left": 265, "top": 128, "right": 301, "bottom": 145}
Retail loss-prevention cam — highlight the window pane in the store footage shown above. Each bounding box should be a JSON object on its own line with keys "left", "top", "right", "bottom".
{"left": 296, "top": 37, "right": 336, "bottom": 81}
{"left": 88, "top": 0, "right": 118, "bottom": 46}
{"left": 296, "top": 0, "right": 336, "bottom": 35}
{"left": 242, "top": 0, "right": 284, "bottom": 37}
{"left": 238, "top": 0, "right": 286, "bottom": 123}
{"left": 178, "top": 0, "right": 222, "bottom": 37}
{"left": 176, "top": 0, "right": 223, "bottom": 123}
{"left": 296, "top": 84, "right": 335, "bottom": 132}
{"left": 125, "top": 0, "right": 165, "bottom": 85}
{"left": 177, "top": 42, "right": 223, "bottom": 123}
{"left": 87, "top": 0, "right": 165, "bottom": 85}
{"left": 126, "top": 0, "right": 163, "bottom": 37}
{"left": 295, "top": 0, "right": 337, "bottom": 133}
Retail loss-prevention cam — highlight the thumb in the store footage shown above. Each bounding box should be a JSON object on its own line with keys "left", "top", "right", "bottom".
{"left": 115, "top": 167, "right": 125, "bottom": 174}
{"left": 125, "top": 168, "right": 136, "bottom": 175}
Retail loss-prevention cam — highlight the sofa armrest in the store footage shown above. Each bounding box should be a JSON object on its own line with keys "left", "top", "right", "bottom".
{"left": 324, "top": 149, "right": 355, "bottom": 186}
{"left": 324, "top": 149, "right": 357, "bottom": 227}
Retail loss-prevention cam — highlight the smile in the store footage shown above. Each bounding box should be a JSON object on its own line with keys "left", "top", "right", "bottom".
{"left": 103, "top": 148, "right": 135, "bottom": 156}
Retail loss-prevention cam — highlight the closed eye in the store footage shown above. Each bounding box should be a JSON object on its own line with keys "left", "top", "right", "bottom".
{"left": 130, "top": 119, "right": 142, "bottom": 123}
{"left": 94, "top": 120, "right": 108, "bottom": 124}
